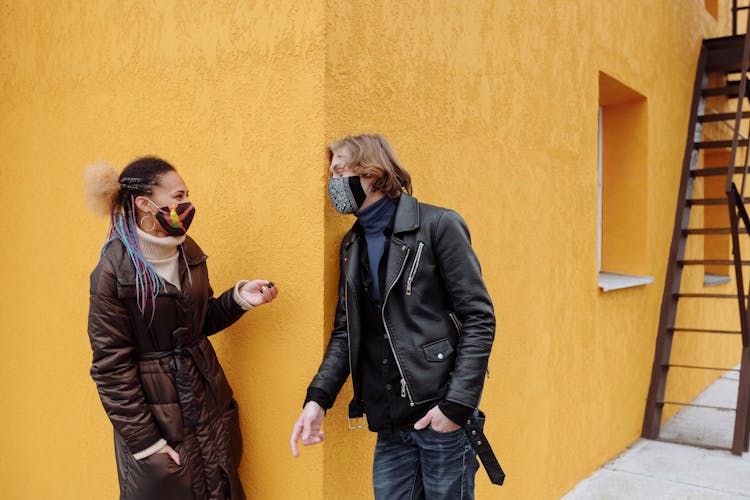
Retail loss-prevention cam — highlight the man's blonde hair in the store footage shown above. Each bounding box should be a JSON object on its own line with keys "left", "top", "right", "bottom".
{"left": 328, "top": 134, "right": 413, "bottom": 198}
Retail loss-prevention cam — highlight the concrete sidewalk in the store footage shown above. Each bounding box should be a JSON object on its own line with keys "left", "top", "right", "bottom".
{"left": 563, "top": 369, "right": 750, "bottom": 499}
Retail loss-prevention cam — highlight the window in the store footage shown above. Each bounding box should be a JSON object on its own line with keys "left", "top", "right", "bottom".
{"left": 597, "top": 72, "right": 653, "bottom": 292}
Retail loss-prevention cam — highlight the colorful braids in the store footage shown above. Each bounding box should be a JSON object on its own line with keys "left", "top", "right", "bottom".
{"left": 85, "top": 156, "right": 178, "bottom": 321}
{"left": 102, "top": 195, "right": 165, "bottom": 319}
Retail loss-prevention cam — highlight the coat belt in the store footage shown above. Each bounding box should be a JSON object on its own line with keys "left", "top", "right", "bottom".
{"left": 134, "top": 328, "right": 214, "bottom": 429}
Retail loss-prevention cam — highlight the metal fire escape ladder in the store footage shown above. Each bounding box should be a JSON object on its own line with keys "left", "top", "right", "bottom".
{"left": 642, "top": 10, "right": 750, "bottom": 456}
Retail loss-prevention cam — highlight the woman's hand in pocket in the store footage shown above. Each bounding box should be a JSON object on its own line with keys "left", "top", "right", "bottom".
{"left": 157, "top": 444, "right": 181, "bottom": 465}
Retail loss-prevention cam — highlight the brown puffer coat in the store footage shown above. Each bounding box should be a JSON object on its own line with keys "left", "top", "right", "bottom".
{"left": 88, "top": 236, "right": 246, "bottom": 500}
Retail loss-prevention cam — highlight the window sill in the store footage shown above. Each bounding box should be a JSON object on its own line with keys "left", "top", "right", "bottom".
{"left": 598, "top": 272, "right": 654, "bottom": 292}
{"left": 704, "top": 273, "right": 731, "bottom": 287}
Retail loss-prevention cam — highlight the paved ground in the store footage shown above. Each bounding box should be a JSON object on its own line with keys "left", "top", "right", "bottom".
{"left": 563, "top": 369, "right": 750, "bottom": 499}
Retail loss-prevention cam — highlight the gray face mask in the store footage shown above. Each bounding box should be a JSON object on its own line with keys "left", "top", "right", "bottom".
{"left": 328, "top": 176, "right": 368, "bottom": 214}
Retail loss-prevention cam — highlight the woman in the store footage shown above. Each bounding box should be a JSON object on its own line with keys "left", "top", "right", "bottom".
{"left": 85, "top": 156, "right": 276, "bottom": 499}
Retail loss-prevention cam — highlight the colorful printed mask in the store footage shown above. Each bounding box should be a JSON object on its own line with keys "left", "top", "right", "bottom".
{"left": 147, "top": 199, "right": 195, "bottom": 236}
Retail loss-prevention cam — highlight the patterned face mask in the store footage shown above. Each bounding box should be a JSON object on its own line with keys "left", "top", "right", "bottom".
{"left": 327, "top": 176, "right": 368, "bottom": 214}
{"left": 147, "top": 198, "right": 196, "bottom": 236}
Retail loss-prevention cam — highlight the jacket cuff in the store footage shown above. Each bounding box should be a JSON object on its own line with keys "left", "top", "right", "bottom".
{"left": 438, "top": 400, "right": 474, "bottom": 426}
{"left": 305, "top": 387, "right": 334, "bottom": 411}
{"left": 133, "top": 438, "right": 167, "bottom": 460}
{"left": 233, "top": 281, "right": 255, "bottom": 311}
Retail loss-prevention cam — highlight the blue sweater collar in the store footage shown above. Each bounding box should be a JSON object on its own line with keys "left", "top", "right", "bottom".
{"left": 356, "top": 196, "right": 397, "bottom": 234}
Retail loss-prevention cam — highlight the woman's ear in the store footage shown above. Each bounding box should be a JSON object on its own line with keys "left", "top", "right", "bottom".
{"left": 133, "top": 196, "right": 153, "bottom": 214}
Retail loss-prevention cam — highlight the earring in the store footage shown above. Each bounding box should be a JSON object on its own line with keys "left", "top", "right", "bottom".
{"left": 140, "top": 214, "right": 157, "bottom": 232}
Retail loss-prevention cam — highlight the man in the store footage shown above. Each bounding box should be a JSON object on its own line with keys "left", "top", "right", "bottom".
{"left": 290, "top": 134, "right": 497, "bottom": 499}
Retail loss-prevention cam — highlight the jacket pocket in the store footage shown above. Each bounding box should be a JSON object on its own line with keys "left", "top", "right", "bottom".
{"left": 405, "top": 241, "right": 425, "bottom": 296}
{"left": 421, "top": 338, "right": 455, "bottom": 362}
{"left": 116, "top": 432, "right": 193, "bottom": 500}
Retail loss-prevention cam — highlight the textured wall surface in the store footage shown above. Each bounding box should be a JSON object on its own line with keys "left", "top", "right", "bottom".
{"left": 0, "top": 1, "right": 327, "bottom": 498}
{"left": 322, "top": 1, "right": 739, "bottom": 499}
{"left": 0, "top": 0, "right": 742, "bottom": 499}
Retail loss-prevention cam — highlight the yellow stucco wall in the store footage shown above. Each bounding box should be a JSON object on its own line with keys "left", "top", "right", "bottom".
{"left": 0, "top": 1, "right": 743, "bottom": 499}
{"left": 0, "top": 1, "right": 327, "bottom": 499}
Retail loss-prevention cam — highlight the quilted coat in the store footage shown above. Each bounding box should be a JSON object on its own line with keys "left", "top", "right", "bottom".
{"left": 88, "top": 236, "right": 246, "bottom": 499}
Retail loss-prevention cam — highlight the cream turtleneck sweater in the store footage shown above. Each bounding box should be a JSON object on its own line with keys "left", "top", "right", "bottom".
{"left": 136, "top": 227, "right": 185, "bottom": 290}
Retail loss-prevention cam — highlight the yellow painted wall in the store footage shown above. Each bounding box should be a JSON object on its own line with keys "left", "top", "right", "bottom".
{"left": 0, "top": 1, "right": 327, "bottom": 499}
{"left": 0, "top": 1, "right": 743, "bottom": 499}
{"left": 323, "top": 1, "right": 740, "bottom": 499}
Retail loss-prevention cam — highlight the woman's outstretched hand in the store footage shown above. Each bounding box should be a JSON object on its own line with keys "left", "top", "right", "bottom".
{"left": 238, "top": 280, "right": 279, "bottom": 307}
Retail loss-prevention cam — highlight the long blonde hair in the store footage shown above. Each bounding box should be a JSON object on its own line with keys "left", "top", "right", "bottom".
{"left": 328, "top": 134, "right": 412, "bottom": 198}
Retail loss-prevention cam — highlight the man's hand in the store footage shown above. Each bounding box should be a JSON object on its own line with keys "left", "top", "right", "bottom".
{"left": 290, "top": 401, "right": 326, "bottom": 457}
{"left": 413, "top": 405, "right": 461, "bottom": 433}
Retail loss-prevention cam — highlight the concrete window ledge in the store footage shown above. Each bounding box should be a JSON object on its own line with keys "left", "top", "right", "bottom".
{"left": 704, "top": 273, "right": 731, "bottom": 287}
{"left": 598, "top": 272, "right": 654, "bottom": 292}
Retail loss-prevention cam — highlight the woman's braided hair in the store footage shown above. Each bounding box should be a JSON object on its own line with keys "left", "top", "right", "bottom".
{"left": 84, "top": 156, "right": 177, "bottom": 318}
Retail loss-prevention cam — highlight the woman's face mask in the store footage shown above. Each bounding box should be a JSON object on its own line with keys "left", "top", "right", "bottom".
{"left": 327, "top": 176, "right": 368, "bottom": 214}
{"left": 146, "top": 198, "right": 196, "bottom": 236}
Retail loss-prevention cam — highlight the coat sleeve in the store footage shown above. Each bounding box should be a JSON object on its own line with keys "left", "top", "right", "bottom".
{"left": 433, "top": 210, "right": 496, "bottom": 409}
{"left": 88, "top": 256, "right": 163, "bottom": 454}
{"left": 306, "top": 238, "right": 352, "bottom": 405}
{"left": 202, "top": 280, "right": 246, "bottom": 336}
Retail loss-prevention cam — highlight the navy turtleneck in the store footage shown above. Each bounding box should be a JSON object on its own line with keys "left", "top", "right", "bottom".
{"left": 356, "top": 195, "right": 397, "bottom": 303}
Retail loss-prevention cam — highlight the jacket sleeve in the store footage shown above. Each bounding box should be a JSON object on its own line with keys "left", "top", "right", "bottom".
{"left": 433, "top": 210, "right": 496, "bottom": 409}
{"left": 306, "top": 239, "right": 352, "bottom": 405}
{"left": 202, "top": 281, "right": 246, "bottom": 336}
{"left": 88, "top": 257, "right": 163, "bottom": 454}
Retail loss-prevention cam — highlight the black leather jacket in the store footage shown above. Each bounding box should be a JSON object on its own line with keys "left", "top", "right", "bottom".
{"left": 308, "top": 194, "right": 495, "bottom": 418}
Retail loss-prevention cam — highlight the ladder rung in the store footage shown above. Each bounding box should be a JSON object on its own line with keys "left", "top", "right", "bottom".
{"left": 670, "top": 327, "right": 742, "bottom": 334}
{"left": 696, "top": 139, "right": 750, "bottom": 149}
{"left": 657, "top": 401, "right": 736, "bottom": 412}
{"left": 667, "top": 363, "right": 740, "bottom": 372}
{"left": 687, "top": 197, "right": 750, "bottom": 205}
{"left": 691, "top": 167, "right": 736, "bottom": 177}
{"left": 698, "top": 111, "right": 750, "bottom": 122}
{"left": 675, "top": 293, "right": 747, "bottom": 298}
{"left": 702, "top": 83, "right": 743, "bottom": 97}
{"left": 678, "top": 259, "right": 750, "bottom": 265}
{"left": 683, "top": 227, "right": 750, "bottom": 235}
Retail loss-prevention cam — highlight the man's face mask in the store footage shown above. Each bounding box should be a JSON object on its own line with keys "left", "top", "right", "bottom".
{"left": 146, "top": 198, "right": 196, "bottom": 236}
{"left": 327, "top": 176, "right": 367, "bottom": 214}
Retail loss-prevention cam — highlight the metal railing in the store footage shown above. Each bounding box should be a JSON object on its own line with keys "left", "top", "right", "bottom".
{"left": 726, "top": 1, "right": 750, "bottom": 456}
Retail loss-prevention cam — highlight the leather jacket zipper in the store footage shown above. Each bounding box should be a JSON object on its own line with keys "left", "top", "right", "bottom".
{"left": 405, "top": 241, "right": 425, "bottom": 296}
{"left": 381, "top": 246, "right": 415, "bottom": 406}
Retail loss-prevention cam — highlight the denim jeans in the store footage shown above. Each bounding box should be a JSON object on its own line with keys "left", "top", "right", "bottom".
{"left": 372, "top": 426, "right": 479, "bottom": 499}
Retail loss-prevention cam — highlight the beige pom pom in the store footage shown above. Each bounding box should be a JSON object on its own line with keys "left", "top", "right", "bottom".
{"left": 83, "top": 160, "right": 120, "bottom": 217}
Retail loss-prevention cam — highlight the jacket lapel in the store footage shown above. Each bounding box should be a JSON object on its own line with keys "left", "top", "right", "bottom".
{"left": 382, "top": 194, "right": 421, "bottom": 295}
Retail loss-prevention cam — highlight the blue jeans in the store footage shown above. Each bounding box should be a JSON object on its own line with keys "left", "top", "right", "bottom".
{"left": 373, "top": 426, "right": 479, "bottom": 499}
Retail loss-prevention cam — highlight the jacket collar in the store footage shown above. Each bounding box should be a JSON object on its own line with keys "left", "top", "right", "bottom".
{"left": 181, "top": 236, "right": 208, "bottom": 266}
{"left": 391, "top": 193, "right": 420, "bottom": 235}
